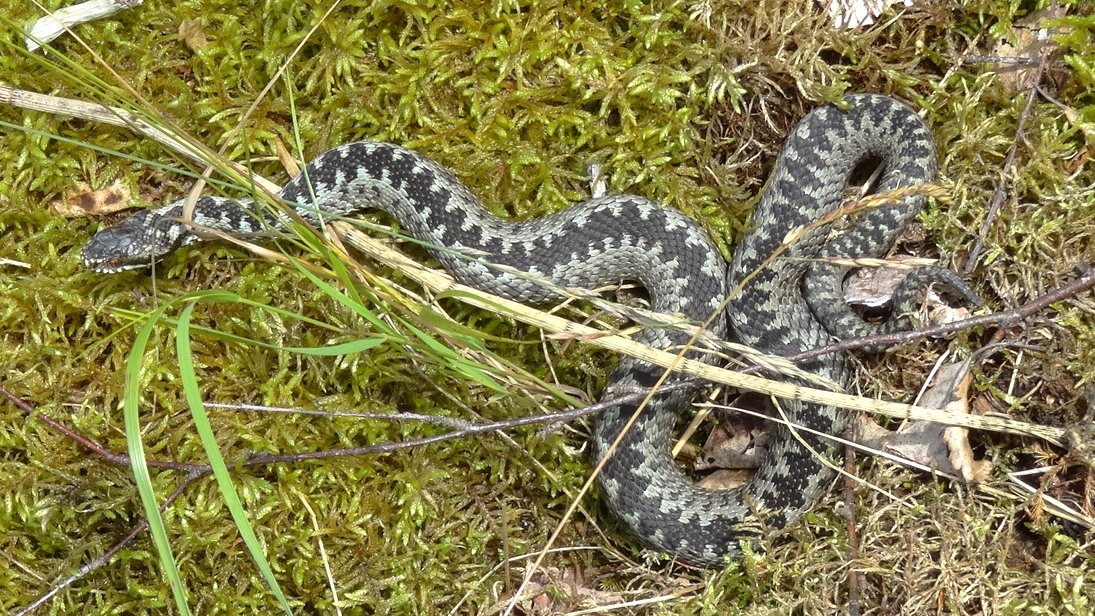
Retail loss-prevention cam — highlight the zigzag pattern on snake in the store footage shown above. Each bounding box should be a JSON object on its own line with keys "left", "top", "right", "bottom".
{"left": 82, "top": 94, "right": 976, "bottom": 565}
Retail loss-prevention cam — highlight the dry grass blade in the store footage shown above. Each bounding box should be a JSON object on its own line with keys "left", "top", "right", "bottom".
{"left": 335, "top": 223, "right": 1068, "bottom": 445}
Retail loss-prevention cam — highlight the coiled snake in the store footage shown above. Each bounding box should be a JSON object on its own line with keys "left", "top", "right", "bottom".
{"left": 82, "top": 94, "right": 975, "bottom": 566}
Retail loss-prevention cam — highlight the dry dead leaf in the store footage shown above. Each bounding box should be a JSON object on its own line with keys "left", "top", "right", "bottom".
{"left": 844, "top": 255, "right": 925, "bottom": 308}
{"left": 858, "top": 362, "right": 992, "bottom": 482}
{"left": 693, "top": 395, "right": 771, "bottom": 490}
{"left": 697, "top": 468, "right": 756, "bottom": 491}
{"left": 177, "top": 18, "right": 207, "bottom": 51}
{"left": 989, "top": 4, "right": 1065, "bottom": 93}
{"left": 693, "top": 418, "right": 770, "bottom": 472}
{"left": 923, "top": 288, "right": 974, "bottom": 327}
{"left": 844, "top": 261, "right": 973, "bottom": 326}
{"left": 50, "top": 179, "right": 131, "bottom": 217}
{"left": 493, "top": 566, "right": 624, "bottom": 614}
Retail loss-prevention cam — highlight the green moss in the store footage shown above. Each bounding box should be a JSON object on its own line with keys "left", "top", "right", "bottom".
{"left": 2, "top": 0, "right": 1093, "bottom": 612}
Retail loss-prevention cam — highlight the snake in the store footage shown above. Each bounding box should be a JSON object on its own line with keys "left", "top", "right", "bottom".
{"left": 82, "top": 94, "right": 976, "bottom": 566}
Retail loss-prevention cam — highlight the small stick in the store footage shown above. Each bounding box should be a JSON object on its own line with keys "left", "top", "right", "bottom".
{"left": 963, "top": 36, "right": 1052, "bottom": 275}
{"left": 843, "top": 432, "right": 862, "bottom": 616}
{"left": 0, "top": 84, "right": 280, "bottom": 193}
{"left": 781, "top": 264, "right": 1095, "bottom": 365}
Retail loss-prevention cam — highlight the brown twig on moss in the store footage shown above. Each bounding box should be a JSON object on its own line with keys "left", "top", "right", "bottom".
{"left": 963, "top": 29, "right": 1054, "bottom": 276}
{"left": 1, "top": 381, "right": 704, "bottom": 473}
{"left": 777, "top": 264, "right": 1095, "bottom": 366}
{"left": 2, "top": 379, "right": 703, "bottom": 615}
{"left": 12, "top": 474, "right": 202, "bottom": 616}
{"left": 1, "top": 386, "right": 207, "bottom": 473}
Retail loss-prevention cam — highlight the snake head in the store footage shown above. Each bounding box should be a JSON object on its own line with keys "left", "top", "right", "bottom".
{"left": 81, "top": 210, "right": 187, "bottom": 273}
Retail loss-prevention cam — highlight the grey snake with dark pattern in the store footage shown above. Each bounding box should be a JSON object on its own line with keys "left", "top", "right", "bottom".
{"left": 82, "top": 94, "right": 977, "bottom": 566}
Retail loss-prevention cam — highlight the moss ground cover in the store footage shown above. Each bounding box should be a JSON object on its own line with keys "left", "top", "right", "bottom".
{"left": 1, "top": 0, "right": 1092, "bottom": 613}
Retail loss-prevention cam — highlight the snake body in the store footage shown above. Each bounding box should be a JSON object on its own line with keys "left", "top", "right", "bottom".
{"left": 82, "top": 94, "right": 974, "bottom": 565}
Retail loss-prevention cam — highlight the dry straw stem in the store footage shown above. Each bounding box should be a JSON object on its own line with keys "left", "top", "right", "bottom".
{"left": 0, "top": 83, "right": 281, "bottom": 194}
{"left": 3, "top": 84, "right": 1070, "bottom": 446}
{"left": 333, "top": 223, "right": 1068, "bottom": 447}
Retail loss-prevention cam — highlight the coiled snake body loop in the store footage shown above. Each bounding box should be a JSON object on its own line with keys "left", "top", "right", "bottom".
{"left": 83, "top": 94, "right": 975, "bottom": 565}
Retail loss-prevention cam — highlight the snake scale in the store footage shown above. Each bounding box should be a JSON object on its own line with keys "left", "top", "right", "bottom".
{"left": 82, "top": 94, "right": 976, "bottom": 566}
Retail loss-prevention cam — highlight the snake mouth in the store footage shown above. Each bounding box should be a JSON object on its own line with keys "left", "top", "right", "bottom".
{"left": 82, "top": 210, "right": 185, "bottom": 272}
{"left": 81, "top": 226, "right": 143, "bottom": 272}
{"left": 81, "top": 256, "right": 153, "bottom": 273}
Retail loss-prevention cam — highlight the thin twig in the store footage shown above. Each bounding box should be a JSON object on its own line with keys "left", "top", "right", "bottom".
{"left": 964, "top": 38, "right": 1052, "bottom": 275}
{"left": 781, "top": 264, "right": 1095, "bottom": 366}
{"left": 13, "top": 473, "right": 203, "bottom": 616}
{"left": 843, "top": 429, "right": 861, "bottom": 616}
{"left": 2, "top": 381, "right": 702, "bottom": 474}
{"left": 2, "top": 386, "right": 206, "bottom": 473}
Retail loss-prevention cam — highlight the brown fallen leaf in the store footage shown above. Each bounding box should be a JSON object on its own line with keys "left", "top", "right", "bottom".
{"left": 697, "top": 468, "right": 757, "bottom": 491}
{"left": 50, "top": 179, "right": 131, "bottom": 217}
{"left": 492, "top": 566, "right": 625, "bottom": 614}
{"left": 987, "top": 4, "right": 1066, "bottom": 94}
{"left": 178, "top": 18, "right": 208, "bottom": 51}
{"left": 844, "top": 255, "right": 930, "bottom": 308}
{"left": 858, "top": 361, "right": 992, "bottom": 482}
{"left": 693, "top": 394, "right": 771, "bottom": 490}
{"left": 844, "top": 262, "right": 974, "bottom": 328}
{"left": 694, "top": 416, "right": 770, "bottom": 471}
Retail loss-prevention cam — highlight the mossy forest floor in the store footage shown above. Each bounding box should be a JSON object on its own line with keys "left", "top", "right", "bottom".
{"left": 2, "top": 0, "right": 1093, "bottom": 613}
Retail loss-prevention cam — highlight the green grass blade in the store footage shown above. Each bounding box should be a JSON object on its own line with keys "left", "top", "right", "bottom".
{"left": 281, "top": 337, "right": 387, "bottom": 356}
{"left": 124, "top": 307, "right": 192, "bottom": 615}
{"left": 110, "top": 291, "right": 390, "bottom": 358}
{"left": 292, "top": 261, "right": 400, "bottom": 335}
{"left": 176, "top": 302, "right": 294, "bottom": 615}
